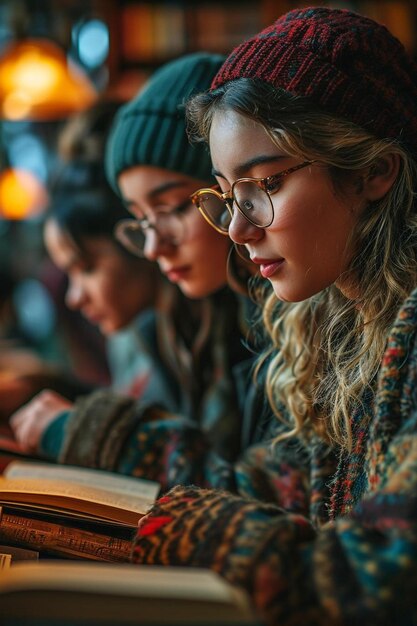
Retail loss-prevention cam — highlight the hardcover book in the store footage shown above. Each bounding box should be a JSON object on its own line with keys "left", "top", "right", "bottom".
{"left": 0, "top": 561, "right": 258, "bottom": 625}
{"left": 0, "top": 461, "right": 159, "bottom": 561}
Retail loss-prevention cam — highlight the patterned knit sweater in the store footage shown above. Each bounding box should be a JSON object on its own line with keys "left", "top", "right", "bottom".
{"left": 131, "top": 289, "right": 417, "bottom": 626}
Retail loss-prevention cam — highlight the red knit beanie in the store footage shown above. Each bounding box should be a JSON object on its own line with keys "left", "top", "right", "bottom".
{"left": 211, "top": 7, "right": 417, "bottom": 157}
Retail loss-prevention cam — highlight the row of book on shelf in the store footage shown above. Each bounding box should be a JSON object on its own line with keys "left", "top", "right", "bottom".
{"left": 119, "top": 1, "right": 415, "bottom": 64}
{"left": 120, "top": 3, "right": 263, "bottom": 61}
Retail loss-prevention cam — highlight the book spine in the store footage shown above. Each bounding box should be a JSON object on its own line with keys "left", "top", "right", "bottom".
{"left": 0, "top": 508, "right": 133, "bottom": 562}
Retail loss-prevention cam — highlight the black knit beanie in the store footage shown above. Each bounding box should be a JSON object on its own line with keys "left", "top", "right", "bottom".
{"left": 212, "top": 7, "right": 417, "bottom": 158}
{"left": 106, "top": 52, "right": 225, "bottom": 193}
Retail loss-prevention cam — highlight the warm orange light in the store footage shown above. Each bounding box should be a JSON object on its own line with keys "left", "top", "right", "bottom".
{"left": 0, "top": 39, "right": 97, "bottom": 120}
{"left": 0, "top": 168, "right": 48, "bottom": 219}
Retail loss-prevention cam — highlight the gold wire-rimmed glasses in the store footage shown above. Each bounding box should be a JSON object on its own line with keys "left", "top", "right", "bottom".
{"left": 114, "top": 199, "right": 192, "bottom": 257}
{"left": 190, "top": 161, "right": 316, "bottom": 234}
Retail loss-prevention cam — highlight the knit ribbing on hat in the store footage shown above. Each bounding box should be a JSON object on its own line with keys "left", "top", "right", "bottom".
{"left": 106, "top": 52, "right": 225, "bottom": 192}
{"left": 211, "top": 7, "right": 417, "bottom": 157}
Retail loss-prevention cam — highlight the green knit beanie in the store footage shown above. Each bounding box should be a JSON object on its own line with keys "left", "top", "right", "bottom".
{"left": 105, "top": 52, "right": 225, "bottom": 193}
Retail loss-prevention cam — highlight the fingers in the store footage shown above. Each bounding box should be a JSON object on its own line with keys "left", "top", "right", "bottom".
{"left": 9, "top": 389, "right": 73, "bottom": 453}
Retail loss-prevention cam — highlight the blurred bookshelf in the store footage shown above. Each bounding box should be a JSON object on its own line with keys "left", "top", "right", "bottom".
{"left": 100, "top": 0, "right": 417, "bottom": 99}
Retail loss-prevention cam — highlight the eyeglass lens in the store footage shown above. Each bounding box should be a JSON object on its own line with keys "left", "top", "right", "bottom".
{"left": 233, "top": 181, "right": 273, "bottom": 227}
{"left": 198, "top": 181, "right": 273, "bottom": 232}
{"left": 116, "top": 214, "right": 185, "bottom": 256}
{"left": 115, "top": 222, "right": 146, "bottom": 256}
{"left": 198, "top": 192, "right": 231, "bottom": 232}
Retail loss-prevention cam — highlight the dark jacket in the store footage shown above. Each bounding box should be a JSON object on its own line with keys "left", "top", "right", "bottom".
{"left": 40, "top": 287, "right": 268, "bottom": 492}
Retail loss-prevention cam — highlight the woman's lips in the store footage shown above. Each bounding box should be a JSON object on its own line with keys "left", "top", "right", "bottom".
{"left": 84, "top": 312, "right": 105, "bottom": 325}
{"left": 251, "top": 257, "right": 285, "bottom": 279}
{"left": 260, "top": 261, "right": 284, "bottom": 278}
{"left": 165, "top": 266, "right": 191, "bottom": 282}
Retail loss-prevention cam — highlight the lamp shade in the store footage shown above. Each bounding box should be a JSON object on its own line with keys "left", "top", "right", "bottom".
{"left": 0, "top": 39, "right": 97, "bottom": 121}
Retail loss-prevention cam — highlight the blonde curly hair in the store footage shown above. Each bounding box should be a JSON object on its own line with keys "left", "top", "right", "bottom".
{"left": 187, "top": 79, "right": 417, "bottom": 449}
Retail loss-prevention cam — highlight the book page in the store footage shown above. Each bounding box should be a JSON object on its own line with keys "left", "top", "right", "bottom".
{"left": 0, "top": 477, "right": 152, "bottom": 525}
{"left": 0, "top": 563, "right": 256, "bottom": 623}
{"left": 5, "top": 461, "right": 160, "bottom": 501}
{"left": 1, "top": 562, "right": 250, "bottom": 603}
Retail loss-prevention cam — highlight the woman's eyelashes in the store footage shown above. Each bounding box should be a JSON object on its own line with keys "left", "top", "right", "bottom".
{"left": 150, "top": 198, "right": 193, "bottom": 216}
{"left": 174, "top": 198, "right": 193, "bottom": 214}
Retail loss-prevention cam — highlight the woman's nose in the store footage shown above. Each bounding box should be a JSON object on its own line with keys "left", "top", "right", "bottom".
{"left": 228, "top": 206, "right": 263, "bottom": 246}
{"left": 65, "top": 282, "right": 85, "bottom": 310}
{"left": 143, "top": 229, "right": 175, "bottom": 261}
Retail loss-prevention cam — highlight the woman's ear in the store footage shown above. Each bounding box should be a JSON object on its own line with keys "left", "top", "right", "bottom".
{"left": 363, "top": 153, "right": 401, "bottom": 201}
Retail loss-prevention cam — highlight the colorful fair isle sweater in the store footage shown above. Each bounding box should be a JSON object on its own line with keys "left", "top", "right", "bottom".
{"left": 131, "top": 289, "right": 417, "bottom": 626}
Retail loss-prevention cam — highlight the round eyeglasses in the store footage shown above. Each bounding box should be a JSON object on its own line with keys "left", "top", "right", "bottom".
{"left": 114, "top": 200, "right": 191, "bottom": 257}
{"left": 191, "top": 161, "right": 315, "bottom": 234}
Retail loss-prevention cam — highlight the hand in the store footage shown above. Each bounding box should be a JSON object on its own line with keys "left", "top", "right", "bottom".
{"left": 9, "top": 390, "right": 73, "bottom": 453}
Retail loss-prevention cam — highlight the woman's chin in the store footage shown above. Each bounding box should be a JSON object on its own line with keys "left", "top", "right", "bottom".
{"left": 271, "top": 282, "right": 310, "bottom": 303}
{"left": 179, "top": 280, "right": 226, "bottom": 300}
{"left": 98, "top": 320, "right": 120, "bottom": 336}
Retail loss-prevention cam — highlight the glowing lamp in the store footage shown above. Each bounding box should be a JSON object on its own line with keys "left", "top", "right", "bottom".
{"left": 0, "top": 168, "right": 48, "bottom": 219}
{"left": 0, "top": 39, "right": 97, "bottom": 120}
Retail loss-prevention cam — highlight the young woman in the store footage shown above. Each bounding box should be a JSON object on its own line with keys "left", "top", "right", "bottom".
{"left": 9, "top": 163, "right": 167, "bottom": 446}
{"left": 49, "top": 99, "right": 126, "bottom": 387}
{"left": 10, "top": 53, "right": 266, "bottom": 490}
{"left": 0, "top": 101, "right": 141, "bottom": 419}
{"left": 131, "top": 9, "right": 417, "bottom": 625}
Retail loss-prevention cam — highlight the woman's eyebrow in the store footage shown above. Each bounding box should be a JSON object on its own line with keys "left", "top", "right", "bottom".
{"left": 60, "top": 251, "right": 82, "bottom": 274}
{"left": 121, "top": 181, "right": 188, "bottom": 208}
{"left": 212, "top": 155, "right": 286, "bottom": 180}
{"left": 148, "top": 181, "right": 187, "bottom": 199}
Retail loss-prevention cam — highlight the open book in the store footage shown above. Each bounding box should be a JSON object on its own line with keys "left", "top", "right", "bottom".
{"left": 0, "top": 561, "right": 258, "bottom": 625}
{"left": 0, "top": 461, "right": 160, "bottom": 561}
